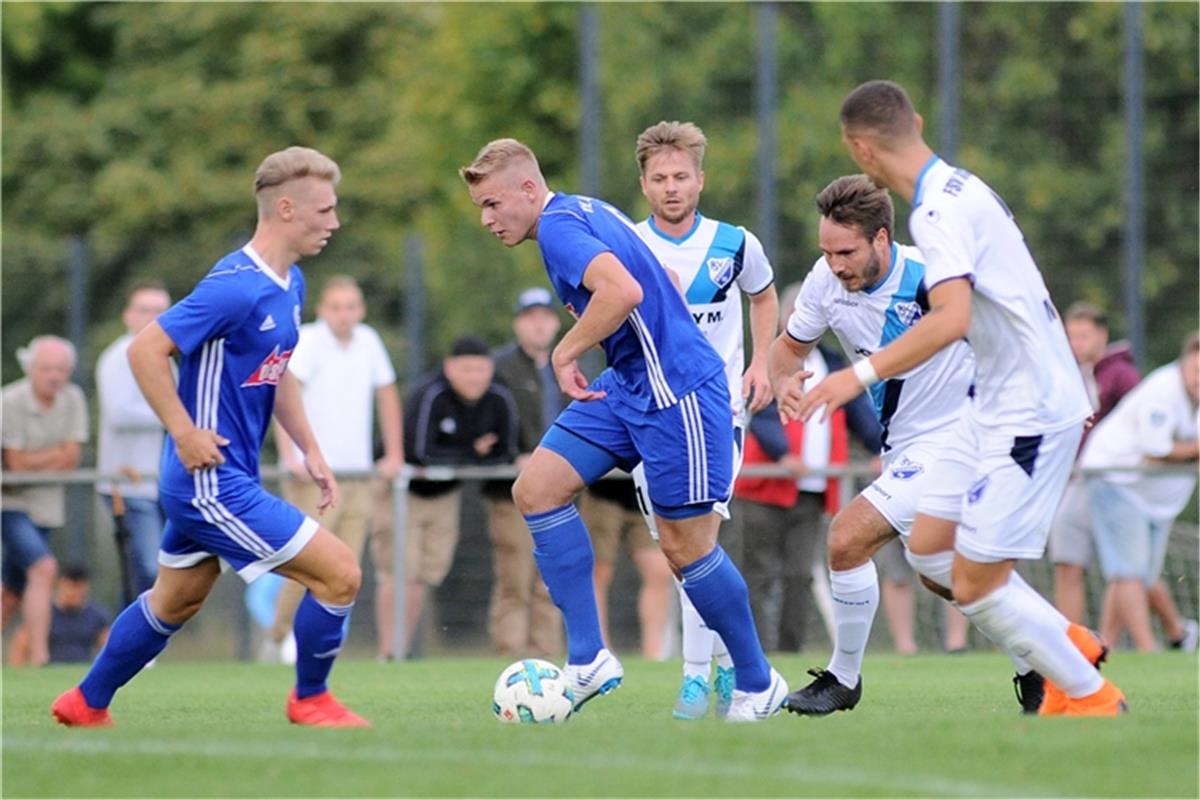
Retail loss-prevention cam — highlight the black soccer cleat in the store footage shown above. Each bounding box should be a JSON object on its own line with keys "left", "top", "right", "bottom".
{"left": 784, "top": 668, "right": 862, "bottom": 716}
{"left": 1013, "top": 670, "right": 1045, "bottom": 714}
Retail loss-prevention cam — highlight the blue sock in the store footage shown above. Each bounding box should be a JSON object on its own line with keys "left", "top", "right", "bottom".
{"left": 681, "top": 546, "right": 771, "bottom": 692}
{"left": 526, "top": 504, "right": 604, "bottom": 665}
{"left": 79, "top": 591, "right": 181, "bottom": 708}
{"left": 294, "top": 592, "right": 353, "bottom": 699}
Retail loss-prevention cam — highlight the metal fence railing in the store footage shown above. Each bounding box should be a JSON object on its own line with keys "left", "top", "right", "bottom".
{"left": 3, "top": 463, "right": 1196, "bottom": 660}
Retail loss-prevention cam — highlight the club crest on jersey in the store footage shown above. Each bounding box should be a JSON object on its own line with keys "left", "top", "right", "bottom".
{"left": 293, "top": 304, "right": 301, "bottom": 327}
{"left": 241, "top": 345, "right": 293, "bottom": 387}
{"left": 895, "top": 301, "right": 923, "bottom": 327}
{"left": 967, "top": 475, "right": 989, "bottom": 505}
{"left": 706, "top": 256, "right": 735, "bottom": 287}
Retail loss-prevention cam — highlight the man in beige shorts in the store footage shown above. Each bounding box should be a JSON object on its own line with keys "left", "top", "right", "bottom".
{"left": 267, "top": 275, "right": 402, "bottom": 662}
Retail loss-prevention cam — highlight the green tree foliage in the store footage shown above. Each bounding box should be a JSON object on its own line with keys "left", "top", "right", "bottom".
{"left": 3, "top": 2, "right": 1196, "bottom": 392}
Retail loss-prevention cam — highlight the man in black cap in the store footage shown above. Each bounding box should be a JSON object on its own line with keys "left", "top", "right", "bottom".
{"left": 482, "top": 288, "right": 567, "bottom": 657}
{"left": 402, "top": 335, "right": 519, "bottom": 656}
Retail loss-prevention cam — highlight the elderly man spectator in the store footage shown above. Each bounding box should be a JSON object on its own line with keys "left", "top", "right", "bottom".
{"left": 96, "top": 281, "right": 172, "bottom": 598}
{"left": 1081, "top": 331, "right": 1199, "bottom": 651}
{"left": 2, "top": 336, "right": 88, "bottom": 667}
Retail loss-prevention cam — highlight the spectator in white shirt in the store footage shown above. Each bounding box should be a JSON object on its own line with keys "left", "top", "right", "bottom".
{"left": 266, "top": 275, "right": 403, "bottom": 662}
{"left": 1080, "top": 331, "right": 1199, "bottom": 651}
{"left": 96, "top": 281, "right": 172, "bottom": 597}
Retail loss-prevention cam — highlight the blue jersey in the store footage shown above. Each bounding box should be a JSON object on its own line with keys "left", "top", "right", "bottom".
{"left": 157, "top": 245, "right": 306, "bottom": 491}
{"left": 537, "top": 193, "right": 724, "bottom": 412}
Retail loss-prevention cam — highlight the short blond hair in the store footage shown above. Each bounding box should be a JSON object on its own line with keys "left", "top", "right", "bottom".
{"left": 459, "top": 138, "right": 541, "bottom": 185}
{"left": 635, "top": 121, "right": 707, "bottom": 174}
{"left": 253, "top": 146, "right": 341, "bottom": 196}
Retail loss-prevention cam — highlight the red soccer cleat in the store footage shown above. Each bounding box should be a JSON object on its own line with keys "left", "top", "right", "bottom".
{"left": 51, "top": 687, "right": 114, "bottom": 728}
{"left": 286, "top": 689, "right": 371, "bottom": 728}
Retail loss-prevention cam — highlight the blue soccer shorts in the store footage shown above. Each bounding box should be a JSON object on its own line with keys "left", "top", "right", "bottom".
{"left": 158, "top": 472, "right": 318, "bottom": 582}
{"left": 541, "top": 372, "right": 734, "bottom": 520}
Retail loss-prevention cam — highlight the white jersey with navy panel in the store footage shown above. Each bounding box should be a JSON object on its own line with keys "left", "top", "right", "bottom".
{"left": 157, "top": 245, "right": 306, "bottom": 489}
{"left": 908, "top": 156, "right": 1090, "bottom": 434}
{"left": 636, "top": 214, "right": 774, "bottom": 422}
{"left": 537, "top": 192, "right": 725, "bottom": 412}
{"left": 787, "top": 242, "right": 974, "bottom": 454}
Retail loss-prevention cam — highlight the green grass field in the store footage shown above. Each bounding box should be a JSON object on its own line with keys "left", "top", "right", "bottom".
{"left": 3, "top": 652, "right": 1197, "bottom": 798}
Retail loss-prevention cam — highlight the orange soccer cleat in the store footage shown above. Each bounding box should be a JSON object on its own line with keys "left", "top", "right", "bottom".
{"left": 1039, "top": 624, "right": 1110, "bottom": 716}
{"left": 286, "top": 689, "right": 371, "bottom": 728}
{"left": 1062, "top": 678, "right": 1128, "bottom": 716}
{"left": 51, "top": 687, "right": 114, "bottom": 728}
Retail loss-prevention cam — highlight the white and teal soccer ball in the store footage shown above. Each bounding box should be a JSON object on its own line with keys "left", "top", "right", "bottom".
{"left": 492, "top": 659, "right": 575, "bottom": 724}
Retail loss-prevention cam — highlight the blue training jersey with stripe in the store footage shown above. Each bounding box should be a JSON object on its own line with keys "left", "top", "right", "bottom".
{"left": 537, "top": 192, "right": 725, "bottom": 412}
{"left": 156, "top": 245, "right": 306, "bottom": 492}
{"left": 786, "top": 241, "right": 974, "bottom": 453}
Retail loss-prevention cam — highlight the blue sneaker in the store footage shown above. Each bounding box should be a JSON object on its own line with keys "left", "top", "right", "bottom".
{"left": 714, "top": 666, "right": 735, "bottom": 719}
{"left": 673, "top": 674, "right": 711, "bottom": 720}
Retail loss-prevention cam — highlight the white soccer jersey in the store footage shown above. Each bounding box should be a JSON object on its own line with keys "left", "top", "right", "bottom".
{"left": 787, "top": 241, "right": 974, "bottom": 454}
{"left": 1081, "top": 362, "right": 1199, "bottom": 519}
{"left": 908, "top": 157, "right": 1090, "bottom": 433}
{"left": 636, "top": 214, "right": 774, "bottom": 420}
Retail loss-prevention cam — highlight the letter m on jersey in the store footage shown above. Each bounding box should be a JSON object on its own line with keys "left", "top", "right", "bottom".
{"left": 242, "top": 345, "right": 293, "bottom": 387}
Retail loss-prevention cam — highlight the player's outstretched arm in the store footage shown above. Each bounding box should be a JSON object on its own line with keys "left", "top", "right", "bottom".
{"left": 743, "top": 284, "right": 780, "bottom": 414}
{"left": 768, "top": 332, "right": 816, "bottom": 423}
{"left": 551, "top": 252, "right": 644, "bottom": 401}
{"left": 128, "top": 321, "right": 229, "bottom": 472}
{"left": 274, "top": 371, "right": 339, "bottom": 511}
{"left": 797, "top": 277, "right": 972, "bottom": 422}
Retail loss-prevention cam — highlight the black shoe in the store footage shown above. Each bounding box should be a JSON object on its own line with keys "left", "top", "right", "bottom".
{"left": 1013, "top": 670, "right": 1045, "bottom": 714}
{"left": 784, "top": 668, "right": 862, "bottom": 716}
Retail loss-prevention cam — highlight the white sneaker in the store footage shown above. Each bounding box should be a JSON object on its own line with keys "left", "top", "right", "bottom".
{"left": 562, "top": 648, "right": 623, "bottom": 711}
{"left": 725, "top": 668, "right": 788, "bottom": 723}
{"left": 280, "top": 631, "right": 298, "bottom": 666}
{"left": 257, "top": 637, "right": 282, "bottom": 664}
{"left": 1177, "top": 618, "right": 1199, "bottom": 652}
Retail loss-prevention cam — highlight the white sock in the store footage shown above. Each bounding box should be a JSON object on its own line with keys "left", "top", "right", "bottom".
{"left": 826, "top": 561, "right": 879, "bottom": 689}
{"left": 959, "top": 583, "right": 1103, "bottom": 698}
{"left": 712, "top": 631, "right": 733, "bottom": 670}
{"left": 907, "top": 549, "right": 1035, "bottom": 675}
{"left": 677, "top": 579, "right": 713, "bottom": 680}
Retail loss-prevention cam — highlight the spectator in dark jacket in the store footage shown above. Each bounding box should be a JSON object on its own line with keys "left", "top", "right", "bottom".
{"left": 401, "top": 336, "right": 518, "bottom": 654}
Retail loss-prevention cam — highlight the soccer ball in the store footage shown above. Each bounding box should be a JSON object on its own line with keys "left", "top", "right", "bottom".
{"left": 492, "top": 658, "right": 575, "bottom": 724}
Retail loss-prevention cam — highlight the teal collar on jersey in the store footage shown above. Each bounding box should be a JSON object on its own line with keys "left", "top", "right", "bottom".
{"left": 864, "top": 242, "right": 900, "bottom": 295}
{"left": 646, "top": 212, "right": 703, "bottom": 245}
{"left": 912, "top": 154, "right": 942, "bottom": 209}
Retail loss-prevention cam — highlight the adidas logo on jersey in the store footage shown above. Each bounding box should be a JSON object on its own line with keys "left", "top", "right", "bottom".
{"left": 259, "top": 314, "right": 277, "bottom": 332}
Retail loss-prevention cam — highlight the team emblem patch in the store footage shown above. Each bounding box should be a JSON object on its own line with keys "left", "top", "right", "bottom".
{"left": 1149, "top": 410, "right": 1167, "bottom": 427}
{"left": 967, "top": 475, "right": 989, "bottom": 505}
{"left": 241, "top": 345, "right": 293, "bottom": 387}
{"left": 895, "top": 301, "right": 923, "bottom": 327}
{"left": 707, "top": 256, "right": 735, "bottom": 287}
{"left": 293, "top": 304, "right": 301, "bottom": 328}
{"left": 890, "top": 459, "right": 924, "bottom": 481}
